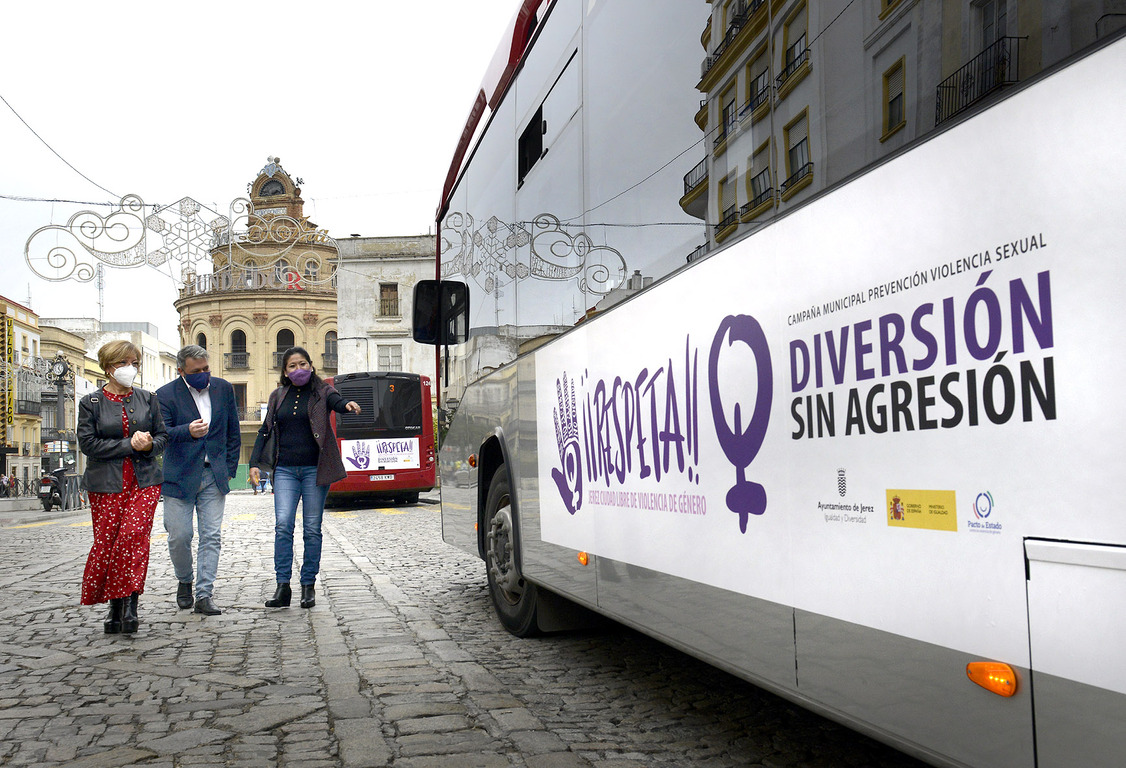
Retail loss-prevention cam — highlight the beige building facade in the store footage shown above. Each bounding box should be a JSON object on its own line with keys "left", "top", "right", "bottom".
{"left": 1, "top": 295, "right": 43, "bottom": 485}
{"left": 174, "top": 160, "right": 341, "bottom": 464}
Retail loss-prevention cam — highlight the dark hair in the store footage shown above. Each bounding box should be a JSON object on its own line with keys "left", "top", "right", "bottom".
{"left": 277, "top": 346, "right": 322, "bottom": 388}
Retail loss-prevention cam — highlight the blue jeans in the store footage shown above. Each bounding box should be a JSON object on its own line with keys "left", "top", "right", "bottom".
{"left": 272, "top": 465, "right": 328, "bottom": 585}
{"left": 163, "top": 470, "right": 225, "bottom": 598}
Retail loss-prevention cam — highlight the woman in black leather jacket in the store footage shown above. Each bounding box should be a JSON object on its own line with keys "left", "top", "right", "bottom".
{"left": 77, "top": 341, "right": 167, "bottom": 635}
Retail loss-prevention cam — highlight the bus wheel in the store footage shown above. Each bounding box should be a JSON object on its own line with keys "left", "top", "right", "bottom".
{"left": 484, "top": 467, "right": 539, "bottom": 637}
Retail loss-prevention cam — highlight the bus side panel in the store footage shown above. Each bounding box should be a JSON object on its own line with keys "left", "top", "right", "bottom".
{"left": 1026, "top": 541, "right": 1126, "bottom": 768}
{"left": 528, "top": 33, "right": 1126, "bottom": 768}
{"left": 517, "top": 355, "right": 599, "bottom": 607}
{"left": 795, "top": 611, "right": 1034, "bottom": 768}
{"left": 598, "top": 558, "right": 796, "bottom": 692}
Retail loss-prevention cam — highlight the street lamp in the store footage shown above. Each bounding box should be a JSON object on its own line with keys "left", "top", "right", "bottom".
{"left": 49, "top": 355, "right": 70, "bottom": 471}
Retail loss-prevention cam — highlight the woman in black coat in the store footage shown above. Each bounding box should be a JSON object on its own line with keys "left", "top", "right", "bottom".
{"left": 250, "top": 346, "right": 359, "bottom": 609}
{"left": 78, "top": 340, "right": 167, "bottom": 634}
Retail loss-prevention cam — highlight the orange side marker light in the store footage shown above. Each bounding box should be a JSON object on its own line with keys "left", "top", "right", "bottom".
{"left": 966, "top": 661, "right": 1018, "bottom": 697}
{"left": 577, "top": 552, "right": 589, "bottom": 566}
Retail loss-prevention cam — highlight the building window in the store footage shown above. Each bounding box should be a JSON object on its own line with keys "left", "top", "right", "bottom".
{"left": 377, "top": 344, "right": 402, "bottom": 372}
{"left": 274, "top": 258, "right": 290, "bottom": 285}
{"left": 233, "top": 383, "right": 247, "bottom": 418}
{"left": 518, "top": 107, "right": 544, "bottom": 186}
{"left": 227, "top": 329, "right": 248, "bottom": 369}
{"left": 777, "top": 4, "right": 810, "bottom": 97}
{"left": 879, "top": 0, "right": 903, "bottom": 20}
{"left": 324, "top": 331, "right": 338, "bottom": 370}
{"left": 275, "top": 328, "right": 295, "bottom": 368}
{"left": 882, "top": 58, "right": 906, "bottom": 140}
{"left": 746, "top": 47, "right": 771, "bottom": 118}
{"left": 380, "top": 284, "right": 400, "bottom": 316}
{"left": 717, "top": 85, "right": 737, "bottom": 150}
{"left": 716, "top": 173, "right": 739, "bottom": 242}
{"left": 304, "top": 261, "right": 319, "bottom": 285}
{"left": 977, "top": 0, "right": 1008, "bottom": 49}
{"left": 743, "top": 140, "right": 774, "bottom": 219}
{"left": 781, "top": 110, "right": 813, "bottom": 200}
{"left": 196, "top": 333, "right": 207, "bottom": 349}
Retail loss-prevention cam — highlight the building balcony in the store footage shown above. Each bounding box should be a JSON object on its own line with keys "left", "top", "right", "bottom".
{"left": 686, "top": 243, "right": 710, "bottom": 263}
{"left": 322, "top": 353, "right": 338, "bottom": 371}
{"left": 741, "top": 179, "right": 776, "bottom": 222}
{"left": 41, "top": 428, "right": 76, "bottom": 443}
{"left": 935, "top": 37, "right": 1022, "bottom": 125}
{"left": 17, "top": 399, "right": 40, "bottom": 416}
{"left": 224, "top": 352, "right": 250, "bottom": 369}
{"left": 683, "top": 158, "right": 708, "bottom": 197}
{"left": 715, "top": 204, "right": 739, "bottom": 244}
{"left": 777, "top": 38, "right": 810, "bottom": 98}
{"left": 780, "top": 162, "right": 814, "bottom": 200}
{"left": 680, "top": 158, "right": 708, "bottom": 220}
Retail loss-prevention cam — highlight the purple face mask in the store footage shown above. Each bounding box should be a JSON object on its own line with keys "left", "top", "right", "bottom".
{"left": 288, "top": 367, "right": 313, "bottom": 387}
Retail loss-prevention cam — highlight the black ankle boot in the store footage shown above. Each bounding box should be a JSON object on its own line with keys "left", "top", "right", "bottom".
{"left": 121, "top": 592, "right": 139, "bottom": 634}
{"left": 300, "top": 584, "right": 315, "bottom": 609}
{"left": 104, "top": 598, "right": 123, "bottom": 634}
{"left": 265, "top": 583, "right": 291, "bottom": 608}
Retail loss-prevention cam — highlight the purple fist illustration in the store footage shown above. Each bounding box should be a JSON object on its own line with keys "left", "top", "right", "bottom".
{"left": 551, "top": 373, "right": 583, "bottom": 514}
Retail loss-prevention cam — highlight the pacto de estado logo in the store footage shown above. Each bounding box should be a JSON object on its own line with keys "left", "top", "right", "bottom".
{"left": 549, "top": 314, "right": 774, "bottom": 533}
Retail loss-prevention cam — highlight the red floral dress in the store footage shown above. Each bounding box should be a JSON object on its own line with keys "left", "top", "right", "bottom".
{"left": 80, "top": 388, "right": 163, "bottom": 605}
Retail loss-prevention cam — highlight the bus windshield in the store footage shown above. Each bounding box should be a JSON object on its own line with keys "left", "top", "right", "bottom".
{"left": 333, "top": 373, "right": 424, "bottom": 438}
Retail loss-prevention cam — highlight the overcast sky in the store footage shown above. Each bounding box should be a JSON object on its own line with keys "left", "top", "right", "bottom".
{"left": 1, "top": 1, "right": 519, "bottom": 346}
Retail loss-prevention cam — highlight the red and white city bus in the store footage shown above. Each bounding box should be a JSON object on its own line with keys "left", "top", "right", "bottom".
{"left": 413, "top": 2, "right": 1126, "bottom": 767}
{"left": 326, "top": 371, "right": 435, "bottom": 505}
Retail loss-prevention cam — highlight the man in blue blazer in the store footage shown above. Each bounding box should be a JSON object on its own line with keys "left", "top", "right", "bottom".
{"left": 157, "top": 345, "right": 242, "bottom": 616}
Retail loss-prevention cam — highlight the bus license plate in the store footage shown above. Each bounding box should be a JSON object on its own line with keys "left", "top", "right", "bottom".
{"left": 370, "top": 474, "right": 394, "bottom": 482}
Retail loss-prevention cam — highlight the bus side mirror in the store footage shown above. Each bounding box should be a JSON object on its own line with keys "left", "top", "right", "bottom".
{"left": 413, "top": 280, "right": 470, "bottom": 345}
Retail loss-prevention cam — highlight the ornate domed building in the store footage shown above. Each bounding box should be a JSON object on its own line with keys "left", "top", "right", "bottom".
{"left": 174, "top": 158, "right": 340, "bottom": 464}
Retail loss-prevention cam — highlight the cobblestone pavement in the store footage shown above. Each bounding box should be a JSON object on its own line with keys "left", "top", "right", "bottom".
{"left": 0, "top": 491, "right": 927, "bottom": 768}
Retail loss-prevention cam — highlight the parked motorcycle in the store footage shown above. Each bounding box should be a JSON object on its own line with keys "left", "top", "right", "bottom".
{"left": 38, "top": 468, "right": 66, "bottom": 512}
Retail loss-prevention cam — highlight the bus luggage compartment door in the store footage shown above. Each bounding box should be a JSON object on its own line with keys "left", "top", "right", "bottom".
{"left": 1025, "top": 539, "right": 1126, "bottom": 768}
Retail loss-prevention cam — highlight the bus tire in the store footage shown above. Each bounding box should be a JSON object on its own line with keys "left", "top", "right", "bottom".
{"left": 484, "top": 466, "right": 540, "bottom": 637}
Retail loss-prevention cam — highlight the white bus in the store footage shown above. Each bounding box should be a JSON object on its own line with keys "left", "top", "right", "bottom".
{"left": 414, "top": 2, "right": 1126, "bottom": 766}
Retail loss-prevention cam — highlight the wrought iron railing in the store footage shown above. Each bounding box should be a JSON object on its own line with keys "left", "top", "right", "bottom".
{"left": 225, "top": 352, "right": 250, "bottom": 369}
{"left": 777, "top": 35, "right": 809, "bottom": 88}
{"left": 687, "top": 243, "right": 710, "bottom": 263}
{"left": 719, "top": 204, "right": 738, "bottom": 231}
{"left": 781, "top": 162, "right": 814, "bottom": 194}
{"left": 683, "top": 158, "right": 708, "bottom": 196}
{"left": 935, "top": 37, "right": 1021, "bottom": 125}
{"left": 238, "top": 408, "right": 262, "bottom": 423}
{"left": 322, "top": 353, "right": 338, "bottom": 370}
{"left": 743, "top": 170, "right": 775, "bottom": 213}
{"left": 17, "top": 399, "right": 40, "bottom": 416}
{"left": 751, "top": 70, "right": 771, "bottom": 111}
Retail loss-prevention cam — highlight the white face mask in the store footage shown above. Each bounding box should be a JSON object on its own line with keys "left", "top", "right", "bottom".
{"left": 112, "top": 365, "right": 137, "bottom": 388}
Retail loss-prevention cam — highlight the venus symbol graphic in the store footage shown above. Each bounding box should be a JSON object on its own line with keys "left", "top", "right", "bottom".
{"left": 708, "top": 315, "right": 773, "bottom": 533}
